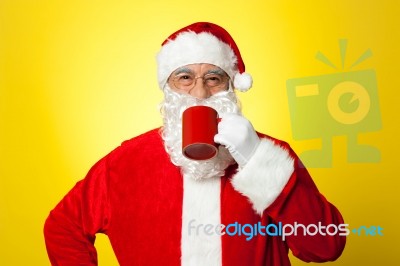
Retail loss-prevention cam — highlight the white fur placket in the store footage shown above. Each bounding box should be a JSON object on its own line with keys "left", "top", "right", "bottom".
{"left": 181, "top": 174, "right": 222, "bottom": 266}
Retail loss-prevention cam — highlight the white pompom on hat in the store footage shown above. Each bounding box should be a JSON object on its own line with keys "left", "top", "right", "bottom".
{"left": 156, "top": 22, "right": 252, "bottom": 92}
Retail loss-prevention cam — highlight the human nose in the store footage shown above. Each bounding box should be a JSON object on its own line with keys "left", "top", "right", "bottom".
{"left": 188, "top": 77, "right": 211, "bottom": 99}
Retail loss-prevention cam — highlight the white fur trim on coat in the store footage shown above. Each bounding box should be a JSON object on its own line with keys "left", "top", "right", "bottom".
{"left": 231, "top": 138, "right": 295, "bottom": 215}
{"left": 181, "top": 174, "right": 222, "bottom": 266}
{"left": 156, "top": 31, "right": 237, "bottom": 89}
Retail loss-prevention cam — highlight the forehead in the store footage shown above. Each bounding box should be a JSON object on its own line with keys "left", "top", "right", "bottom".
{"left": 172, "top": 63, "right": 225, "bottom": 74}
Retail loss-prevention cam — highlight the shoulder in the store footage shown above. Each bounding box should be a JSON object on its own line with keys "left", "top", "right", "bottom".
{"left": 256, "top": 131, "right": 303, "bottom": 168}
{"left": 120, "top": 128, "right": 163, "bottom": 149}
{"left": 256, "top": 131, "right": 292, "bottom": 151}
{"left": 107, "top": 128, "right": 166, "bottom": 161}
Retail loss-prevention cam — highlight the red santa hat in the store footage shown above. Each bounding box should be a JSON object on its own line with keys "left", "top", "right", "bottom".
{"left": 156, "top": 22, "right": 253, "bottom": 92}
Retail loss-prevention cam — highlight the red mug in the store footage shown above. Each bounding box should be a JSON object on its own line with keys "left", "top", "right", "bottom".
{"left": 182, "top": 106, "right": 219, "bottom": 160}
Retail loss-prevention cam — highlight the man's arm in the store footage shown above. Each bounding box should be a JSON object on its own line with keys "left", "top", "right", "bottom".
{"left": 231, "top": 137, "right": 346, "bottom": 262}
{"left": 265, "top": 143, "right": 346, "bottom": 262}
{"left": 214, "top": 114, "right": 346, "bottom": 261}
{"left": 44, "top": 157, "right": 111, "bottom": 266}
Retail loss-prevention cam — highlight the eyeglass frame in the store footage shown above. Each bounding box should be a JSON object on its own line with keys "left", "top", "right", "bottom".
{"left": 166, "top": 66, "right": 232, "bottom": 92}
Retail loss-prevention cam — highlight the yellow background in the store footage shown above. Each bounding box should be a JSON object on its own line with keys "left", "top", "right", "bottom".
{"left": 1, "top": 0, "right": 399, "bottom": 265}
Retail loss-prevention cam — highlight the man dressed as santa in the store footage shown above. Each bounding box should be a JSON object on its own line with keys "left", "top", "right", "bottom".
{"left": 44, "top": 22, "right": 346, "bottom": 266}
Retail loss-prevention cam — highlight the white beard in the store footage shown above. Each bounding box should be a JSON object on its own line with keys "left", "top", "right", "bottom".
{"left": 160, "top": 85, "right": 241, "bottom": 180}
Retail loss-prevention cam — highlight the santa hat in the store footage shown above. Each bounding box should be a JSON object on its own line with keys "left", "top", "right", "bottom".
{"left": 156, "top": 22, "right": 252, "bottom": 92}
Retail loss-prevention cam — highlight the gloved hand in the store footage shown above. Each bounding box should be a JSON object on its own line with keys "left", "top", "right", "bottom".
{"left": 214, "top": 113, "right": 260, "bottom": 166}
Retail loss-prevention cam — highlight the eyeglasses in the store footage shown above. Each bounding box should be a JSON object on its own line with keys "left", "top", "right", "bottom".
{"left": 169, "top": 72, "right": 230, "bottom": 92}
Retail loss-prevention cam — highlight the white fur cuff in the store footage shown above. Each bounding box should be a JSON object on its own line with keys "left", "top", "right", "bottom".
{"left": 231, "top": 138, "right": 295, "bottom": 215}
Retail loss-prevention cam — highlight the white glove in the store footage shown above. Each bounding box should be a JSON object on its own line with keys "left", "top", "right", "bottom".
{"left": 214, "top": 113, "right": 260, "bottom": 166}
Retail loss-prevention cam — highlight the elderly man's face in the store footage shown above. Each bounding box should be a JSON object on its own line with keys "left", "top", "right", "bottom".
{"left": 161, "top": 63, "right": 239, "bottom": 180}
{"left": 167, "top": 63, "right": 230, "bottom": 99}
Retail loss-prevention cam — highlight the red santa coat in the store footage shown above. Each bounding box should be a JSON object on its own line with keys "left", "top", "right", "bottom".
{"left": 44, "top": 128, "right": 346, "bottom": 265}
